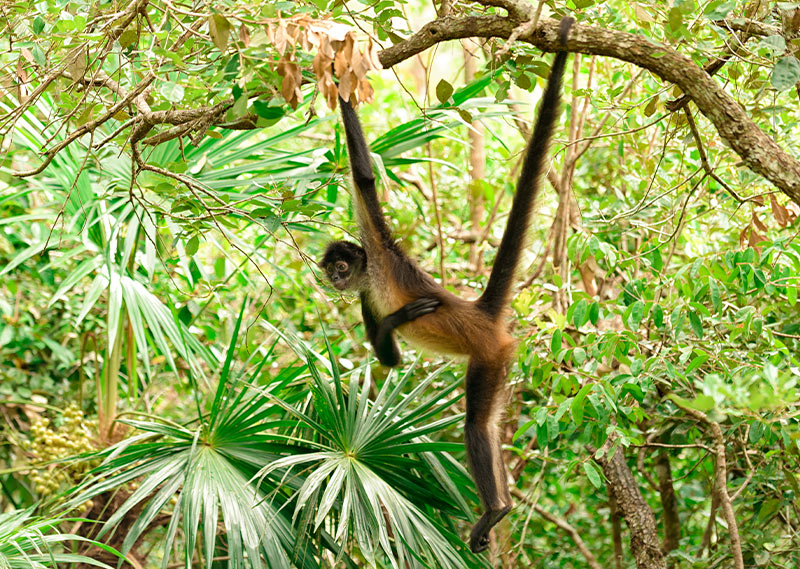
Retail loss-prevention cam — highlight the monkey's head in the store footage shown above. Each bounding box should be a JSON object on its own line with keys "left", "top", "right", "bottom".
{"left": 320, "top": 240, "right": 367, "bottom": 292}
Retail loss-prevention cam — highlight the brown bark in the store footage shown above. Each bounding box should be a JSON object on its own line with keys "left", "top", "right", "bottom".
{"left": 609, "top": 488, "right": 624, "bottom": 569}
{"left": 655, "top": 451, "right": 680, "bottom": 555}
{"left": 596, "top": 446, "right": 666, "bottom": 569}
{"left": 378, "top": 13, "right": 800, "bottom": 205}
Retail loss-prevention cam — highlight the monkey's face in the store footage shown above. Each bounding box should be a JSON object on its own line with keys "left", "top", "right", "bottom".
{"left": 320, "top": 240, "right": 367, "bottom": 292}
{"left": 325, "top": 259, "right": 354, "bottom": 290}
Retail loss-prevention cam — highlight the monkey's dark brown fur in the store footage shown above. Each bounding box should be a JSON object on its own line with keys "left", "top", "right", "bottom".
{"left": 321, "top": 17, "right": 574, "bottom": 553}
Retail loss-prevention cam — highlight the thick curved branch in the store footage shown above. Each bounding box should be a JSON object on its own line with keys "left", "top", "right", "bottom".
{"left": 378, "top": 16, "right": 800, "bottom": 205}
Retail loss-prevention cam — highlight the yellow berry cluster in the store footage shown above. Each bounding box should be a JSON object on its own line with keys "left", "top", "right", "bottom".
{"left": 26, "top": 402, "right": 99, "bottom": 500}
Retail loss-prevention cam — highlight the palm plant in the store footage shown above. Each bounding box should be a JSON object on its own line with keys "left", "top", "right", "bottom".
{"left": 60, "top": 307, "right": 484, "bottom": 568}
{"left": 61, "top": 309, "right": 321, "bottom": 569}
{"left": 0, "top": 508, "right": 122, "bottom": 568}
{"left": 257, "top": 324, "right": 485, "bottom": 569}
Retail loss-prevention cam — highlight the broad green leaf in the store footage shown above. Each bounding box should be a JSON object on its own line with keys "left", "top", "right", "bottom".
{"left": 571, "top": 383, "right": 593, "bottom": 425}
{"left": 583, "top": 461, "right": 603, "bottom": 488}
{"left": 689, "top": 311, "right": 703, "bottom": 339}
{"left": 772, "top": 56, "right": 800, "bottom": 91}
{"left": 435, "top": 79, "right": 454, "bottom": 104}
{"left": 551, "top": 329, "right": 562, "bottom": 354}
{"left": 209, "top": 14, "right": 231, "bottom": 51}
{"left": 161, "top": 81, "right": 185, "bottom": 103}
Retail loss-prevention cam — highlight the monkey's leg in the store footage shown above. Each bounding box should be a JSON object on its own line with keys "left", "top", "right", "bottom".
{"left": 464, "top": 359, "right": 512, "bottom": 553}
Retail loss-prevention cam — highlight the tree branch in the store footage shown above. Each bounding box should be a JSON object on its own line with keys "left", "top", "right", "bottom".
{"left": 377, "top": 15, "right": 800, "bottom": 205}
{"left": 594, "top": 438, "right": 666, "bottom": 569}
{"left": 671, "top": 399, "right": 744, "bottom": 569}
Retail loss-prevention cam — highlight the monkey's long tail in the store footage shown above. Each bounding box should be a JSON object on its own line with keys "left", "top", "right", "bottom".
{"left": 477, "top": 17, "right": 574, "bottom": 317}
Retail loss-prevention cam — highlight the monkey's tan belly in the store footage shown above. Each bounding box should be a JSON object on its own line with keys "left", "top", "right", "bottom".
{"left": 396, "top": 306, "right": 515, "bottom": 359}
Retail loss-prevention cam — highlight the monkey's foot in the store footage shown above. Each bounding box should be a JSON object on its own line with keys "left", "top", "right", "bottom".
{"left": 469, "top": 504, "right": 512, "bottom": 553}
{"left": 403, "top": 297, "right": 441, "bottom": 319}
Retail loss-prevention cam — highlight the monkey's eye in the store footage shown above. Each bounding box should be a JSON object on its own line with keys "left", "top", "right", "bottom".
{"left": 326, "top": 265, "right": 334, "bottom": 274}
{"left": 336, "top": 261, "right": 348, "bottom": 272}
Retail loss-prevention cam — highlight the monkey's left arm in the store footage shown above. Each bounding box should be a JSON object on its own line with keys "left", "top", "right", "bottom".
{"left": 361, "top": 294, "right": 402, "bottom": 367}
{"left": 360, "top": 296, "right": 440, "bottom": 367}
{"left": 373, "top": 298, "right": 441, "bottom": 365}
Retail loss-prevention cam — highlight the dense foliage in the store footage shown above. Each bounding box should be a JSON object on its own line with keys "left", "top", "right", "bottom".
{"left": 1, "top": 0, "right": 800, "bottom": 568}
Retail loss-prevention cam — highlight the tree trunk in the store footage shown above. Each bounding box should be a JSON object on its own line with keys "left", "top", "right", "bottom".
{"left": 597, "top": 446, "right": 667, "bottom": 569}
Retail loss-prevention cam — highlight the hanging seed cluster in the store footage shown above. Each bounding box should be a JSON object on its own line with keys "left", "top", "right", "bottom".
{"left": 25, "top": 402, "right": 99, "bottom": 500}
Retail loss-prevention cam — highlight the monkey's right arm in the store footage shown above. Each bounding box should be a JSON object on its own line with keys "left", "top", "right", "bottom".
{"left": 360, "top": 295, "right": 441, "bottom": 367}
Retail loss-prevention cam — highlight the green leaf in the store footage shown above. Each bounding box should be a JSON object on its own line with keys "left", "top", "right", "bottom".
{"left": 649, "top": 247, "right": 663, "bottom": 271}
{"left": 630, "top": 300, "right": 645, "bottom": 330}
{"left": 119, "top": 29, "right": 138, "bottom": 49}
{"left": 571, "top": 299, "right": 588, "bottom": 328}
{"left": 161, "top": 81, "right": 185, "bottom": 103}
{"left": 583, "top": 461, "right": 603, "bottom": 488}
{"left": 33, "top": 16, "right": 45, "bottom": 34}
{"left": 209, "top": 14, "right": 231, "bottom": 51}
{"left": 709, "top": 278, "right": 721, "bottom": 312}
{"left": 253, "top": 100, "right": 285, "bottom": 119}
{"left": 688, "top": 311, "right": 704, "bottom": 339}
{"left": 686, "top": 354, "right": 708, "bottom": 374}
{"left": 32, "top": 44, "right": 46, "bottom": 66}
{"left": 551, "top": 329, "right": 562, "bottom": 354}
{"left": 771, "top": 56, "right": 800, "bottom": 91}
{"left": 704, "top": 0, "right": 736, "bottom": 19}
{"left": 435, "top": 79, "right": 454, "bottom": 104}
{"left": 230, "top": 93, "right": 248, "bottom": 118}
{"left": 588, "top": 301, "right": 600, "bottom": 325}
{"left": 653, "top": 304, "right": 664, "bottom": 328}
{"left": 752, "top": 317, "right": 763, "bottom": 337}
{"left": 760, "top": 35, "right": 787, "bottom": 56}
{"left": 555, "top": 398, "right": 571, "bottom": 422}
{"left": 622, "top": 383, "right": 644, "bottom": 403}
{"left": 186, "top": 235, "right": 199, "bottom": 256}
{"left": 668, "top": 7, "right": 683, "bottom": 31}
{"left": 512, "top": 419, "right": 536, "bottom": 442}
{"left": 572, "top": 347, "right": 586, "bottom": 366}
{"left": 571, "top": 383, "right": 593, "bottom": 425}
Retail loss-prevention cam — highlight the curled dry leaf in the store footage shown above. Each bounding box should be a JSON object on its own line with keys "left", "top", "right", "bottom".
{"left": 769, "top": 193, "right": 791, "bottom": 227}
{"left": 239, "top": 23, "right": 251, "bottom": 47}
{"left": 785, "top": 200, "right": 800, "bottom": 222}
{"left": 277, "top": 56, "right": 302, "bottom": 109}
{"left": 308, "top": 19, "right": 351, "bottom": 42}
{"left": 275, "top": 19, "right": 289, "bottom": 56}
{"left": 264, "top": 15, "right": 380, "bottom": 110}
{"left": 752, "top": 211, "right": 768, "bottom": 233}
{"left": 748, "top": 227, "right": 767, "bottom": 249}
{"left": 357, "top": 78, "right": 374, "bottom": 104}
{"left": 313, "top": 47, "right": 338, "bottom": 110}
{"left": 20, "top": 47, "right": 35, "bottom": 65}
{"left": 67, "top": 48, "right": 88, "bottom": 82}
{"left": 367, "top": 39, "right": 383, "bottom": 71}
{"left": 738, "top": 224, "right": 749, "bottom": 249}
{"left": 15, "top": 57, "right": 28, "bottom": 83}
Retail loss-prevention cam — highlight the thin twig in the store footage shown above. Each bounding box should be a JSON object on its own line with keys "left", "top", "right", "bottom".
{"left": 683, "top": 106, "right": 744, "bottom": 203}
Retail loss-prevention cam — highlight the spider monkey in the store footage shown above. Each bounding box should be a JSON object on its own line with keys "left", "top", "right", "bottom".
{"left": 320, "top": 17, "right": 574, "bottom": 553}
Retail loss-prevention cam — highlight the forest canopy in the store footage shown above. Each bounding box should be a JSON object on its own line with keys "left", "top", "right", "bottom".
{"left": 1, "top": 1, "right": 800, "bottom": 568}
